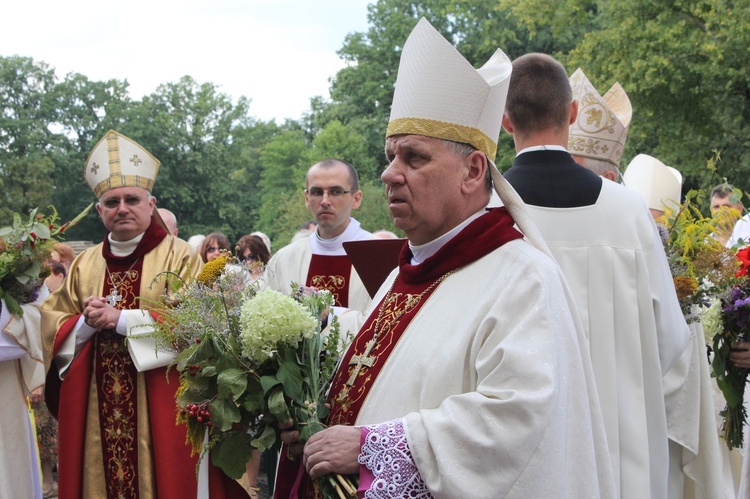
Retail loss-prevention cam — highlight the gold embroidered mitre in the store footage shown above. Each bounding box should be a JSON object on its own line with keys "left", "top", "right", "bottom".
{"left": 385, "top": 18, "right": 511, "bottom": 162}
{"left": 84, "top": 130, "right": 160, "bottom": 198}
{"left": 568, "top": 68, "right": 632, "bottom": 168}
{"left": 623, "top": 153, "right": 683, "bottom": 212}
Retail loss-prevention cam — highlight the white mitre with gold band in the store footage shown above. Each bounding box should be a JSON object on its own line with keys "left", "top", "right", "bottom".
{"left": 386, "top": 17, "right": 552, "bottom": 257}
{"left": 623, "top": 153, "right": 682, "bottom": 212}
{"left": 386, "top": 17, "right": 510, "bottom": 162}
{"left": 84, "top": 130, "right": 160, "bottom": 198}
{"left": 568, "top": 68, "right": 632, "bottom": 167}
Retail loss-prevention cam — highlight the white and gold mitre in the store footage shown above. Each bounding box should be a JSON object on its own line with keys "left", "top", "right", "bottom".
{"left": 84, "top": 130, "right": 160, "bottom": 198}
{"left": 623, "top": 153, "right": 682, "bottom": 211}
{"left": 385, "top": 18, "right": 511, "bottom": 162}
{"left": 568, "top": 68, "right": 632, "bottom": 167}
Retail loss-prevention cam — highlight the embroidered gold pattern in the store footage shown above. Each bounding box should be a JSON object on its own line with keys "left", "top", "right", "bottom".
{"left": 98, "top": 334, "right": 138, "bottom": 498}
{"left": 386, "top": 117, "right": 497, "bottom": 160}
{"left": 310, "top": 274, "right": 346, "bottom": 304}
{"left": 106, "top": 269, "right": 138, "bottom": 310}
{"left": 342, "top": 270, "right": 454, "bottom": 389}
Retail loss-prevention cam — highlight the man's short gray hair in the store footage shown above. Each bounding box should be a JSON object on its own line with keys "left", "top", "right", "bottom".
{"left": 442, "top": 139, "right": 493, "bottom": 192}
{"left": 579, "top": 157, "right": 621, "bottom": 181}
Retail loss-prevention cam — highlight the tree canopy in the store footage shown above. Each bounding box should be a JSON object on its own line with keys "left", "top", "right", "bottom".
{"left": 1, "top": 0, "right": 748, "bottom": 247}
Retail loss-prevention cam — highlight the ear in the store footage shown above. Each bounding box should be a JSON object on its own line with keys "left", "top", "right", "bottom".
{"left": 304, "top": 191, "right": 311, "bottom": 210}
{"left": 501, "top": 114, "right": 514, "bottom": 134}
{"left": 461, "top": 150, "right": 488, "bottom": 195}
{"left": 602, "top": 170, "right": 618, "bottom": 182}
{"left": 569, "top": 100, "right": 579, "bottom": 125}
{"left": 351, "top": 189, "right": 363, "bottom": 210}
{"left": 149, "top": 195, "right": 157, "bottom": 210}
{"left": 95, "top": 202, "right": 103, "bottom": 217}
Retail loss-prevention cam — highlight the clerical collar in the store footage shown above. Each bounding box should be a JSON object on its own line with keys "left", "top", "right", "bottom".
{"left": 108, "top": 232, "right": 145, "bottom": 257}
{"left": 409, "top": 210, "right": 485, "bottom": 265}
{"left": 516, "top": 145, "right": 567, "bottom": 157}
{"left": 309, "top": 218, "right": 364, "bottom": 256}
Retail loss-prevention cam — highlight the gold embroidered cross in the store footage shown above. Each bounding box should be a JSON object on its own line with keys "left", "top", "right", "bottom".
{"left": 346, "top": 339, "right": 376, "bottom": 386}
{"left": 90, "top": 162, "right": 100, "bottom": 174}
{"left": 130, "top": 154, "right": 142, "bottom": 166}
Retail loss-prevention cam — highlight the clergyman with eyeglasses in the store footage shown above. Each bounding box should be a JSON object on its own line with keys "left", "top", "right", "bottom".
{"left": 264, "top": 158, "right": 374, "bottom": 317}
{"left": 40, "top": 130, "right": 248, "bottom": 498}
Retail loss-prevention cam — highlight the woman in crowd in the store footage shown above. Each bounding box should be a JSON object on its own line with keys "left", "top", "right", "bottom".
{"left": 235, "top": 234, "right": 271, "bottom": 282}
{"left": 199, "top": 232, "right": 230, "bottom": 263}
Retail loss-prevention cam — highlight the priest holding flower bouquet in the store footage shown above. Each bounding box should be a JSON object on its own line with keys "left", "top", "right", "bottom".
{"left": 274, "top": 18, "right": 614, "bottom": 498}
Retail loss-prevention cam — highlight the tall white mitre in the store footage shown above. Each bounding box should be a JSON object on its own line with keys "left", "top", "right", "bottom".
{"left": 386, "top": 18, "right": 510, "bottom": 161}
{"left": 84, "top": 130, "right": 160, "bottom": 198}
{"left": 387, "top": 17, "right": 551, "bottom": 254}
{"left": 568, "top": 69, "right": 633, "bottom": 168}
{"left": 623, "top": 153, "right": 683, "bottom": 212}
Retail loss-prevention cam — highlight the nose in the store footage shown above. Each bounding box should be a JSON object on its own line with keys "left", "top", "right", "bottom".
{"left": 319, "top": 192, "right": 333, "bottom": 206}
{"left": 381, "top": 159, "right": 402, "bottom": 187}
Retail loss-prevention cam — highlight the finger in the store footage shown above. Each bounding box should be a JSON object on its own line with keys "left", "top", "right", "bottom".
{"left": 280, "top": 429, "right": 300, "bottom": 445}
{"left": 307, "top": 458, "right": 333, "bottom": 480}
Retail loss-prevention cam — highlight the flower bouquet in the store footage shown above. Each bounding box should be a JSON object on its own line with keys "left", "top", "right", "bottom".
{"left": 711, "top": 277, "right": 750, "bottom": 449}
{"left": 0, "top": 204, "right": 92, "bottom": 314}
{"left": 148, "top": 255, "right": 354, "bottom": 495}
{"left": 660, "top": 189, "right": 738, "bottom": 324}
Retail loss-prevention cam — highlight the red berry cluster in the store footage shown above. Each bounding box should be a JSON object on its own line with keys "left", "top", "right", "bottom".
{"left": 187, "top": 364, "right": 202, "bottom": 377}
{"left": 183, "top": 403, "right": 213, "bottom": 427}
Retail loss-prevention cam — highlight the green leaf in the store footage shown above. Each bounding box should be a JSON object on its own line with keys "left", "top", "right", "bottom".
{"left": 260, "top": 375, "right": 281, "bottom": 393}
{"left": 211, "top": 432, "right": 254, "bottom": 479}
{"left": 267, "top": 388, "right": 291, "bottom": 424}
{"left": 250, "top": 424, "right": 278, "bottom": 452}
{"left": 209, "top": 398, "right": 241, "bottom": 432}
{"left": 299, "top": 420, "right": 325, "bottom": 444}
{"left": 187, "top": 335, "right": 219, "bottom": 365}
{"left": 3, "top": 293, "right": 22, "bottom": 316}
{"left": 216, "top": 351, "right": 241, "bottom": 372}
{"left": 277, "top": 360, "right": 304, "bottom": 406}
{"left": 243, "top": 377, "right": 265, "bottom": 412}
{"left": 217, "top": 367, "right": 248, "bottom": 402}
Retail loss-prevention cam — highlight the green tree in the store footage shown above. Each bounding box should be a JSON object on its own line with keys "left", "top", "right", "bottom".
{"left": 565, "top": 0, "right": 750, "bottom": 192}
{"left": 0, "top": 155, "right": 55, "bottom": 223}
{"left": 125, "top": 76, "right": 257, "bottom": 242}
{"left": 255, "top": 129, "right": 311, "bottom": 247}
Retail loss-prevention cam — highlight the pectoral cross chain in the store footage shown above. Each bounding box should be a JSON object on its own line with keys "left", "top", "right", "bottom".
{"left": 346, "top": 339, "right": 377, "bottom": 386}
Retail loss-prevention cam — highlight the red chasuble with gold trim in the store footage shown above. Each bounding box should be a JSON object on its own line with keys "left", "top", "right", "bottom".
{"left": 274, "top": 208, "right": 522, "bottom": 498}
{"left": 306, "top": 254, "right": 352, "bottom": 307}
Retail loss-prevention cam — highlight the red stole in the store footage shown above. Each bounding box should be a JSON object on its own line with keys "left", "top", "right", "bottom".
{"left": 274, "top": 208, "right": 522, "bottom": 498}
{"left": 306, "top": 254, "right": 352, "bottom": 307}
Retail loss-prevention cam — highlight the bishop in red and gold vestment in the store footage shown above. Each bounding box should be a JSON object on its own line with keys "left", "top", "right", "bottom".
{"left": 42, "top": 130, "right": 248, "bottom": 499}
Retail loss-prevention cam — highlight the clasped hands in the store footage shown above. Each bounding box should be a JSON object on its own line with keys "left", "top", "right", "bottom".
{"left": 279, "top": 419, "right": 361, "bottom": 479}
{"left": 82, "top": 296, "right": 120, "bottom": 331}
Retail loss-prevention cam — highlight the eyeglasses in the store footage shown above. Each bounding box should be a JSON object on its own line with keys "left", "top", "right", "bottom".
{"left": 100, "top": 196, "right": 144, "bottom": 209}
{"left": 305, "top": 187, "right": 355, "bottom": 198}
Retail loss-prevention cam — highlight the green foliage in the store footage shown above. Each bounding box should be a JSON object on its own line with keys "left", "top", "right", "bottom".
{"left": 3, "top": 1, "right": 749, "bottom": 245}
{"left": 0, "top": 203, "right": 92, "bottom": 315}
{"left": 565, "top": 0, "right": 750, "bottom": 191}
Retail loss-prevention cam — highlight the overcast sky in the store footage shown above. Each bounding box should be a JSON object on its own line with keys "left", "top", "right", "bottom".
{"left": 2, "top": 0, "right": 372, "bottom": 122}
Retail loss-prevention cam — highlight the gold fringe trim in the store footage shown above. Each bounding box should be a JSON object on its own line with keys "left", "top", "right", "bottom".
{"left": 93, "top": 175, "right": 155, "bottom": 198}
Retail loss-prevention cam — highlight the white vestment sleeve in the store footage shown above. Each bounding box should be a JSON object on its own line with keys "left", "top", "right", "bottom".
{"left": 122, "top": 309, "right": 176, "bottom": 372}
{"left": 0, "top": 299, "right": 27, "bottom": 361}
